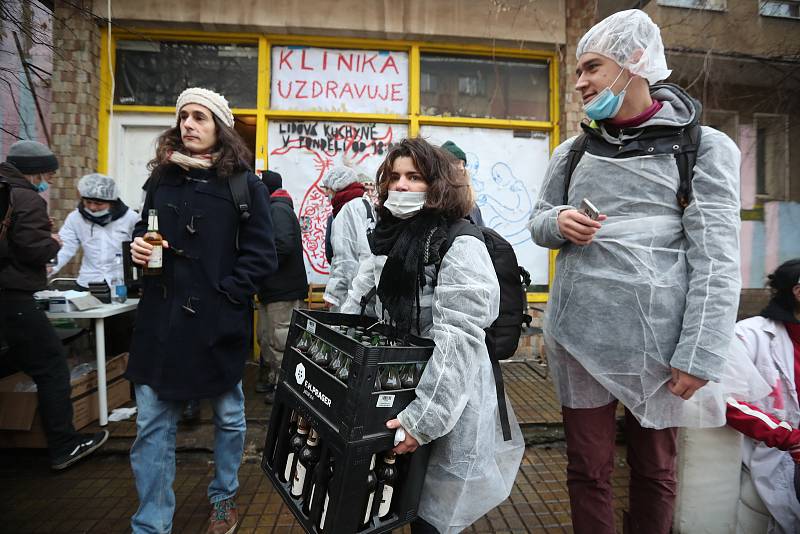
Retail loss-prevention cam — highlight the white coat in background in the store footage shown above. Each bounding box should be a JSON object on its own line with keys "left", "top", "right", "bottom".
{"left": 323, "top": 195, "right": 373, "bottom": 311}
{"left": 51, "top": 208, "right": 140, "bottom": 287}
{"left": 733, "top": 316, "right": 799, "bottom": 533}
{"left": 342, "top": 235, "right": 525, "bottom": 534}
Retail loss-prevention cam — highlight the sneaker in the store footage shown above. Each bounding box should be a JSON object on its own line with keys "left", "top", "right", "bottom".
{"left": 50, "top": 430, "right": 109, "bottom": 470}
{"left": 206, "top": 498, "right": 238, "bottom": 534}
{"left": 254, "top": 365, "right": 272, "bottom": 393}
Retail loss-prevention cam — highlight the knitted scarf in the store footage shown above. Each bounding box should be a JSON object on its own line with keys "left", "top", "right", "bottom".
{"left": 368, "top": 210, "right": 449, "bottom": 336}
{"left": 77, "top": 199, "right": 129, "bottom": 227}
{"left": 168, "top": 150, "right": 218, "bottom": 171}
{"left": 331, "top": 182, "right": 366, "bottom": 216}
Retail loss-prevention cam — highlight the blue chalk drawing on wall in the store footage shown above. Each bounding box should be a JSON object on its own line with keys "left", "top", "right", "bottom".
{"left": 467, "top": 153, "right": 534, "bottom": 246}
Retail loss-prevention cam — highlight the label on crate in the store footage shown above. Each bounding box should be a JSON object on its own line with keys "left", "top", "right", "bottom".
{"left": 378, "top": 485, "right": 394, "bottom": 518}
{"left": 307, "top": 320, "right": 317, "bottom": 334}
{"left": 292, "top": 463, "right": 307, "bottom": 497}
{"left": 376, "top": 394, "right": 395, "bottom": 408}
{"left": 295, "top": 362, "right": 333, "bottom": 407}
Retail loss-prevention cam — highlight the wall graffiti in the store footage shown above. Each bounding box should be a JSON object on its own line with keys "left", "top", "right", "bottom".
{"left": 268, "top": 121, "right": 407, "bottom": 283}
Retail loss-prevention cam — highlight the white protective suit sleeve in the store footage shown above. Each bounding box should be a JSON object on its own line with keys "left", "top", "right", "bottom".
{"left": 527, "top": 138, "right": 576, "bottom": 249}
{"left": 396, "top": 236, "right": 500, "bottom": 445}
{"left": 340, "top": 248, "right": 377, "bottom": 317}
{"left": 669, "top": 127, "right": 741, "bottom": 382}
{"left": 323, "top": 197, "right": 371, "bottom": 309}
{"left": 51, "top": 211, "right": 81, "bottom": 276}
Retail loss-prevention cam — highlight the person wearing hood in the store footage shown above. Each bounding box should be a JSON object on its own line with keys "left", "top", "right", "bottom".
{"left": 440, "top": 140, "right": 484, "bottom": 226}
{"left": 321, "top": 165, "right": 374, "bottom": 312}
{"left": 528, "top": 10, "right": 741, "bottom": 534}
{"left": 255, "top": 170, "right": 308, "bottom": 402}
{"left": 341, "top": 138, "right": 524, "bottom": 533}
{"left": 0, "top": 141, "right": 108, "bottom": 470}
{"left": 50, "top": 173, "right": 139, "bottom": 288}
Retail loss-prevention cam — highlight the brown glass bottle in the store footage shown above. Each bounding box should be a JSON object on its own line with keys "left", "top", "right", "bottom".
{"left": 143, "top": 209, "right": 164, "bottom": 276}
{"left": 376, "top": 452, "right": 398, "bottom": 519}
{"left": 359, "top": 454, "right": 378, "bottom": 529}
{"left": 292, "top": 429, "right": 320, "bottom": 499}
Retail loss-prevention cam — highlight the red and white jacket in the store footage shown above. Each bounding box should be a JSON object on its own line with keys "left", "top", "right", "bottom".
{"left": 726, "top": 397, "right": 800, "bottom": 463}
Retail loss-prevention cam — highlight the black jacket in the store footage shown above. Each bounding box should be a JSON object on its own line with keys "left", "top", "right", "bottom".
{"left": 258, "top": 193, "right": 308, "bottom": 303}
{"left": 125, "top": 164, "right": 278, "bottom": 400}
{"left": 0, "top": 162, "right": 60, "bottom": 292}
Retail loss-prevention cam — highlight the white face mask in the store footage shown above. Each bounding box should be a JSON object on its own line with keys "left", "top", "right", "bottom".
{"left": 89, "top": 208, "right": 110, "bottom": 217}
{"left": 384, "top": 191, "right": 427, "bottom": 219}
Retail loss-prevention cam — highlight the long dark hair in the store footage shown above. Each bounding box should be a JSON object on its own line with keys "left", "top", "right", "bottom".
{"left": 148, "top": 114, "right": 252, "bottom": 178}
{"left": 375, "top": 137, "right": 473, "bottom": 221}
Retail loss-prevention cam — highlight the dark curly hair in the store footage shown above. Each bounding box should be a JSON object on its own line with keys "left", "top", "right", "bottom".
{"left": 765, "top": 258, "right": 800, "bottom": 314}
{"left": 374, "top": 137, "right": 472, "bottom": 221}
{"left": 148, "top": 114, "right": 252, "bottom": 178}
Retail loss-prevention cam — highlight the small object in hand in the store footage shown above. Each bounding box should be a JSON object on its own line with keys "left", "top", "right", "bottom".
{"left": 394, "top": 427, "right": 406, "bottom": 446}
{"left": 579, "top": 198, "right": 600, "bottom": 221}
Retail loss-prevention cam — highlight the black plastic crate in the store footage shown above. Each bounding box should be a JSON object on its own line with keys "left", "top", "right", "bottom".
{"left": 279, "top": 309, "right": 434, "bottom": 442}
{"left": 262, "top": 383, "right": 431, "bottom": 534}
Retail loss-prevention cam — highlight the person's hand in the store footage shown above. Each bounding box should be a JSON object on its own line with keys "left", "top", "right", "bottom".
{"left": 557, "top": 209, "right": 607, "bottom": 246}
{"left": 130, "top": 236, "right": 169, "bottom": 266}
{"left": 668, "top": 368, "right": 708, "bottom": 400}
{"left": 48, "top": 217, "right": 56, "bottom": 230}
{"left": 386, "top": 419, "right": 419, "bottom": 455}
{"left": 50, "top": 233, "right": 62, "bottom": 246}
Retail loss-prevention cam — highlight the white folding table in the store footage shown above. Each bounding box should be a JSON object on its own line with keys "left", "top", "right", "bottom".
{"left": 46, "top": 299, "right": 139, "bottom": 426}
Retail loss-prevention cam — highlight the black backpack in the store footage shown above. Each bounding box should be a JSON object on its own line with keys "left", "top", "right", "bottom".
{"left": 325, "top": 197, "right": 374, "bottom": 263}
{"left": 564, "top": 120, "right": 702, "bottom": 210}
{"left": 437, "top": 218, "right": 532, "bottom": 441}
{"left": 0, "top": 178, "right": 13, "bottom": 271}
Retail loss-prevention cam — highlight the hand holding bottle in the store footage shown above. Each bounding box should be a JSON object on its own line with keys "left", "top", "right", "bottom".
{"left": 130, "top": 236, "right": 169, "bottom": 265}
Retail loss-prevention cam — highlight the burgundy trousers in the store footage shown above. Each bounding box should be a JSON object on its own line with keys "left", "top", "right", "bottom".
{"left": 562, "top": 401, "right": 677, "bottom": 534}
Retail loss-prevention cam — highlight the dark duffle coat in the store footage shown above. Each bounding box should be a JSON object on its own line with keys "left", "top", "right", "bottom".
{"left": 125, "top": 164, "right": 278, "bottom": 401}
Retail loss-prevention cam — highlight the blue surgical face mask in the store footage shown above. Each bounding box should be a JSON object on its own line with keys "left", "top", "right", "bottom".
{"left": 583, "top": 67, "right": 634, "bottom": 121}
{"left": 35, "top": 181, "right": 49, "bottom": 193}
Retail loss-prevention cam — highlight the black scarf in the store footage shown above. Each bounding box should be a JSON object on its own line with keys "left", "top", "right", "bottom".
{"left": 369, "top": 210, "right": 449, "bottom": 336}
{"left": 78, "top": 199, "right": 129, "bottom": 227}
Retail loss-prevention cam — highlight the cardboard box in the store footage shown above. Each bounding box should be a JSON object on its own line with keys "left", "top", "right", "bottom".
{"left": 0, "top": 353, "right": 131, "bottom": 448}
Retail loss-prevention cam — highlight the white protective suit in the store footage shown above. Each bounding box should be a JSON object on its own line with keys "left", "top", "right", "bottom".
{"left": 323, "top": 195, "right": 374, "bottom": 311}
{"left": 51, "top": 208, "right": 139, "bottom": 287}
{"left": 529, "top": 84, "right": 742, "bottom": 429}
{"left": 734, "top": 316, "right": 800, "bottom": 533}
{"left": 341, "top": 234, "right": 525, "bottom": 534}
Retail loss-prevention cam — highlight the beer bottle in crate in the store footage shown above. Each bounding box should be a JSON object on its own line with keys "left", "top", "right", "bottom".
{"left": 283, "top": 417, "right": 310, "bottom": 483}
{"left": 318, "top": 458, "right": 335, "bottom": 531}
{"left": 400, "top": 364, "right": 417, "bottom": 389}
{"left": 360, "top": 454, "right": 378, "bottom": 529}
{"left": 376, "top": 452, "right": 398, "bottom": 519}
{"left": 292, "top": 429, "right": 320, "bottom": 499}
{"left": 336, "top": 355, "right": 351, "bottom": 384}
{"left": 313, "top": 342, "right": 332, "bottom": 368}
{"left": 296, "top": 330, "right": 313, "bottom": 353}
{"left": 305, "top": 452, "right": 333, "bottom": 516}
{"left": 329, "top": 348, "right": 344, "bottom": 374}
{"left": 381, "top": 366, "right": 402, "bottom": 390}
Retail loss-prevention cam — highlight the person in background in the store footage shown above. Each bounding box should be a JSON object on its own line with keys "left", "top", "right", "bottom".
{"left": 255, "top": 170, "right": 307, "bottom": 403}
{"left": 528, "top": 10, "right": 741, "bottom": 533}
{"left": 128, "top": 87, "right": 277, "bottom": 534}
{"left": 441, "top": 140, "right": 484, "bottom": 226}
{"left": 341, "top": 138, "right": 524, "bottom": 533}
{"left": 50, "top": 173, "right": 139, "bottom": 288}
{"left": 725, "top": 259, "right": 800, "bottom": 531}
{"left": 322, "top": 166, "right": 374, "bottom": 312}
{"left": 0, "top": 140, "right": 108, "bottom": 470}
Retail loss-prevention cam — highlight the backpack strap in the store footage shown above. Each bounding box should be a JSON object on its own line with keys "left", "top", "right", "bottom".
{"left": 362, "top": 197, "right": 375, "bottom": 223}
{"left": 563, "top": 133, "right": 589, "bottom": 204}
{"left": 674, "top": 123, "right": 702, "bottom": 210}
{"left": 228, "top": 171, "right": 252, "bottom": 252}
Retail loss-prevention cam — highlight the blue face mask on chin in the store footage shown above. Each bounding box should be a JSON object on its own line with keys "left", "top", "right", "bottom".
{"left": 36, "top": 181, "right": 49, "bottom": 193}
{"left": 583, "top": 67, "right": 634, "bottom": 121}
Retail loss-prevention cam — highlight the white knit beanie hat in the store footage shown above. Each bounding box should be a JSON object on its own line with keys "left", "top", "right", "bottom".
{"left": 175, "top": 88, "right": 235, "bottom": 128}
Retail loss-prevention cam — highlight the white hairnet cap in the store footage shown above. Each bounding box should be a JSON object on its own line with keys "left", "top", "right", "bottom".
{"left": 577, "top": 9, "right": 671, "bottom": 85}
{"left": 322, "top": 166, "right": 360, "bottom": 192}
{"left": 78, "top": 173, "right": 119, "bottom": 201}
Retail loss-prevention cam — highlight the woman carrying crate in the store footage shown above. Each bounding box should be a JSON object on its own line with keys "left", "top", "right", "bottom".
{"left": 341, "top": 137, "right": 525, "bottom": 534}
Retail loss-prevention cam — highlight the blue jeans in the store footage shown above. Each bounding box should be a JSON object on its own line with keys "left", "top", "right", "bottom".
{"left": 130, "top": 383, "right": 246, "bottom": 534}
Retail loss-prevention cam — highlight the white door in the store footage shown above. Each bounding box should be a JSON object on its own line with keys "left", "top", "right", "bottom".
{"left": 109, "top": 113, "right": 174, "bottom": 211}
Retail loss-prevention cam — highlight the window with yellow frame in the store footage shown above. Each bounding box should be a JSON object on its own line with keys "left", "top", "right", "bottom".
{"left": 99, "top": 29, "right": 560, "bottom": 301}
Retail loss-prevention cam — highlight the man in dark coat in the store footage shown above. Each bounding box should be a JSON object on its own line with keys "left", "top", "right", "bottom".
{"left": 0, "top": 140, "right": 108, "bottom": 470}
{"left": 255, "top": 170, "right": 308, "bottom": 402}
{"left": 128, "top": 88, "right": 278, "bottom": 534}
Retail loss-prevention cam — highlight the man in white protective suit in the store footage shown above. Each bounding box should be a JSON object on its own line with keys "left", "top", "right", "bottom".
{"left": 528, "top": 10, "right": 742, "bottom": 534}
